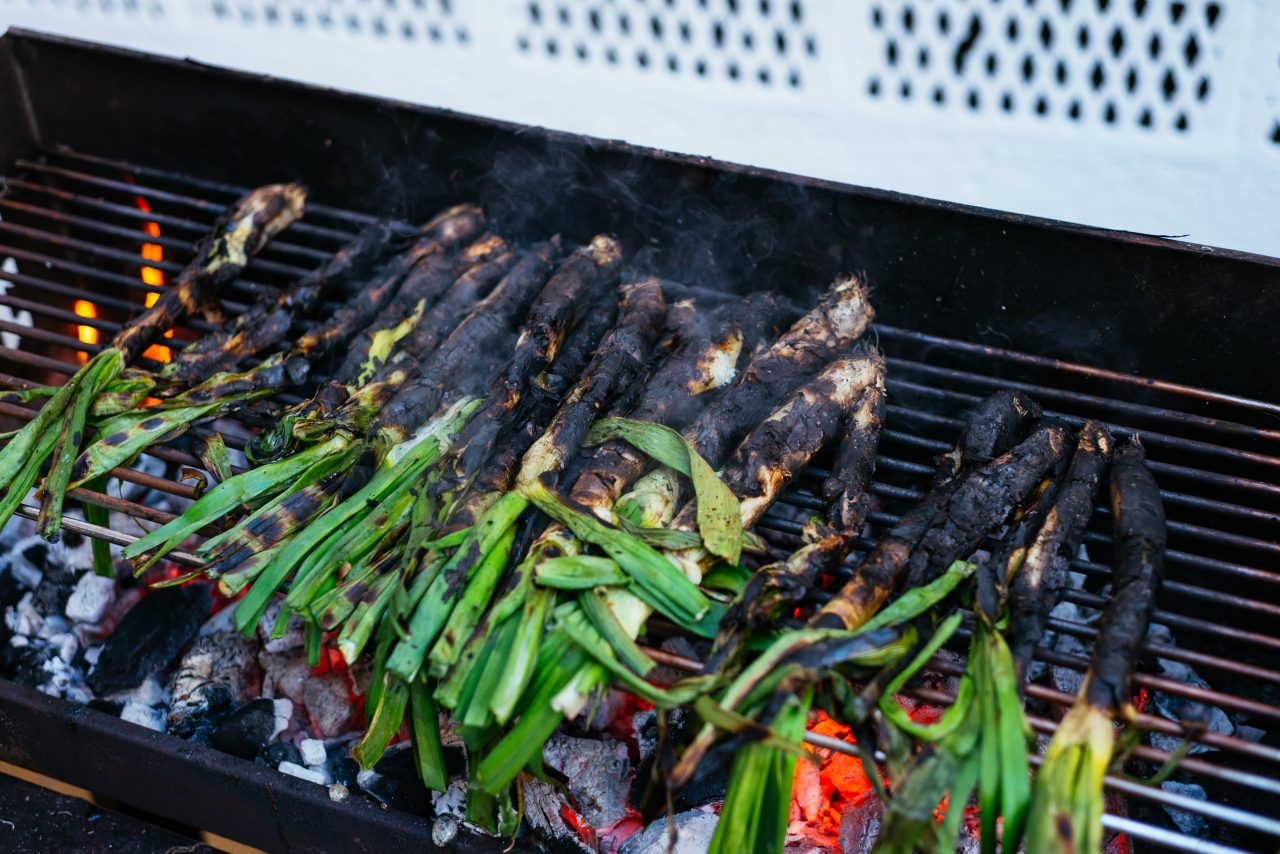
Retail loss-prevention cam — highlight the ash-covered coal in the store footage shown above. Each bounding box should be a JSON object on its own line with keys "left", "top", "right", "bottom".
{"left": 87, "top": 583, "right": 211, "bottom": 696}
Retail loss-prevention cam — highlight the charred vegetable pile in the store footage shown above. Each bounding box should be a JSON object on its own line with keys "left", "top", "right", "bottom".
{"left": 1, "top": 191, "right": 1168, "bottom": 852}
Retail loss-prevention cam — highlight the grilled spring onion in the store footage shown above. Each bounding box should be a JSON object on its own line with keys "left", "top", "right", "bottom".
{"left": 0, "top": 183, "right": 306, "bottom": 543}
{"left": 1026, "top": 437, "right": 1164, "bottom": 853}
{"left": 473, "top": 355, "right": 881, "bottom": 796}
{"left": 121, "top": 239, "right": 551, "bottom": 575}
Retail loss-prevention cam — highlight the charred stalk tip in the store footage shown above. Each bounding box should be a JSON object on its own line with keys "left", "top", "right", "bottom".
{"left": 587, "top": 234, "right": 623, "bottom": 267}
{"left": 824, "top": 273, "right": 875, "bottom": 342}
{"left": 940, "top": 389, "right": 1044, "bottom": 480}
{"left": 417, "top": 202, "right": 484, "bottom": 241}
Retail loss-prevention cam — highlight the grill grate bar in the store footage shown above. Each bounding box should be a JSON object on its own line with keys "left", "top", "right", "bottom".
{"left": 0, "top": 176, "right": 333, "bottom": 263}
{"left": 43, "top": 147, "right": 406, "bottom": 234}
{"left": 13, "top": 160, "right": 359, "bottom": 244}
{"left": 876, "top": 323, "right": 1280, "bottom": 419}
{"left": 0, "top": 197, "right": 313, "bottom": 279}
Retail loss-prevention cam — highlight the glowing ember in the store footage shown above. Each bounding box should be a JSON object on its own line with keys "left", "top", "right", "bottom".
{"left": 72, "top": 299, "right": 98, "bottom": 365}
{"left": 791, "top": 711, "right": 876, "bottom": 842}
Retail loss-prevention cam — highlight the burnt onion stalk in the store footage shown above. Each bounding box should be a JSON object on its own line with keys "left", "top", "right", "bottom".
{"left": 1026, "top": 437, "right": 1164, "bottom": 853}
{"left": 0, "top": 183, "right": 307, "bottom": 543}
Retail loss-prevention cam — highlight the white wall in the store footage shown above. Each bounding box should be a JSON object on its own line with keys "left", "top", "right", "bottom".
{"left": 2, "top": 0, "right": 1278, "bottom": 258}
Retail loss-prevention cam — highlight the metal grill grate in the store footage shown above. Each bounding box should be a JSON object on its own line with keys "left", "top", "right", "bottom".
{"left": 0, "top": 147, "right": 1277, "bottom": 852}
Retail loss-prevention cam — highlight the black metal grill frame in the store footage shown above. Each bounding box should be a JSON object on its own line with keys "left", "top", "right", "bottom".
{"left": 0, "top": 28, "right": 1276, "bottom": 854}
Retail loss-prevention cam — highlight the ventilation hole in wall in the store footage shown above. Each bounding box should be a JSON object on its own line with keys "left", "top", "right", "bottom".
{"left": 667, "top": 54, "right": 679, "bottom": 71}
{"left": 318, "top": 11, "right": 332, "bottom": 28}
{"left": 263, "top": 5, "right": 277, "bottom": 23}
{"left": 1001, "top": 92, "right": 1014, "bottom": 112}
{"left": 902, "top": 7, "right": 914, "bottom": 32}
{"left": 1090, "top": 62, "right": 1105, "bottom": 89}
{"left": 1149, "top": 33, "right": 1161, "bottom": 58}
{"left": 1007, "top": 17, "right": 1018, "bottom": 41}
{"left": 1126, "top": 66, "right": 1138, "bottom": 92}
{"left": 695, "top": 59, "right": 707, "bottom": 75}
{"left": 728, "top": 61, "right": 741, "bottom": 79}
{"left": 401, "top": 21, "right": 414, "bottom": 39}
{"left": 1068, "top": 98, "right": 1081, "bottom": 119}
{"left": 529, "top": 1, "right": 540, "bottom": 24}
{"left": 1161, "top": 68, "right": 1177, "bottom": 100}
{"left": 1060, "top": 0, "right": 1072, "bottom": 11}
{"left": 901, "top": 80, "right": 912, "bottom": 98}
{"left": 1196, "top": 76, "right": 1209, "bottom": 101}
{"left": 887, "top": 40, "right": 898, "bottom": 66}
{"left": 1077, "top": 24, "right": 1088, "bottom": 48}
{"left": 805, "top": 36, "right": 816, "bottom": 56}
{"left": 1103, "top": 101, "right": 1116, "bottom": 123}
{"left": 573, "top": 42, "right": 587, "bottom": 59}
{"left": 1271, "top": 122, "right": 1280, "bottom": 144}
{"left": 788, "top": 69, "right": 801, "bottom": 88}
{"left": 775, "top": 30, "right": 787, "bottom": 53}
{"left": 758, "top": 67, "right": 770, "bottom": 83}
{"left": 212, "top": 1, "right": 228, "bottom": 18}
{"left": 1170, "top": 3, "right": 1185, "bottom": 24}
{"left": 292, "top": 9, "right": 306, "bottom": 26}
{"left": 650, "top": 15, "right": 662, "bottom": 37}
{"left": 1022, "top": 54, "right": 1035, "bottom": 81}
{"left": 1039, "top": 19, "right": 1052, "bottom": 48}
{"left": 1097, "top": 0, "right": 1110, "bottom": 11}
{"left": 588, "top": 8, "right": 600, "bottom": 31}
{"left": 1034, "top": 95, "right": 1048, "bottom": 114}
{"left": 679, "top": 21, "right": 691, "bottom": 42}
{"left": 606, "top": 46, "right": 618, "bottom": 64}
{"left": 933, "top": 86, "right": 945, "bottom": 104}
{"left": 1174, "top": 111, "right": 1188, "bottom": 131}
{"left": 1109, "top": 27, "right": 1124, "bottom": 57}
{"left": 1138, "top": 107, "right": 1153, "bottom": 126}
{"left": 918, "top": 46, "right": 929, "bottom": 69}
{"left": 1133, "top": 0, "right": 1147, "bottom": 16}
{"left": 346, "top": 14, "right": 360, "bottom": 32}
{"left": 556, "top": 5, "right": 569, "bottom": 25}
{"left": 1205, "top": 2, "right": 1221, "bottom": 28}
{"left": 1183, "top": 34, "right": 1199, "bottom": 66}
{"left": 869, "top": 76, "right": 881, "bottom": 96}
{"left": 619, "top": 12, "right": 631, "bottom": 35}
{"left": 743, "top": 31, "right": 754, "bottom": 50}
{"left": 637, "top": 49, "right": 650, "bottom": 68}
{"left": 545, "top": 37, "right": 559, "bottom": 56}
{"left": 967, "top": 89, "right": 980, "bottom": 109}
{"left": 871, "top": 5, "right": 882, "bottom": 27}
{"left": 790, "top": 0, "right": 801, "bottom": 22}
{"left": 986, "top": 52, "right": 998, "bottom": 76}
{"left": 938, "top": 10, "right": 949, "bottom": 34}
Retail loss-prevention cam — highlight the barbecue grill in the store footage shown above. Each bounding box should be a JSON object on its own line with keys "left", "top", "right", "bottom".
{"left": 0, "top": 28, "right": 1276, "bottom": 854}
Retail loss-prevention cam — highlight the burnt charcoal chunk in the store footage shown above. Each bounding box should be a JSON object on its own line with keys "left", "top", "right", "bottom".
{"left": 260, "top": 740, "right": 304, "bottom": 769}
{"left": 672, "top": 741, "right": 731, "bottom": 811}
{"left": 0, "top": 567, "right": 23, "bottom": 610}
{"left": 168, "top": 681, "right": 236, "bottom": 742}
{"left": 87, "top": 584, "right": 211, "bottom": 696}
{"left": 360, "top": 744, "right": 433, "bottom": 817}
{"left": 0, "top": 643, "right": 51, "bottom": 687}
{"left": 211, "top": 699, "right": 276, "bottom": 760}
{"left": 326, "top": 753, "right": 361, "bottom": 789}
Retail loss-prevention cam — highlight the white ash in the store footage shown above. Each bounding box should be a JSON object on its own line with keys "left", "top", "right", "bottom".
{"left": 65, "top": 573, "right": 116, "bottom": 625}
{"left": 1145, "top": 624, "right": 1232, "bottom": 756}
{"left": 194, "top": 605, "right": 237, "bottom": 638}
{"left": 299, "top": 738, "right": 327, "bottom": 767}
{"left": 543, "top": 733, "right": 633, "bottom": 830}
{"left": 258, "top": 598, "right": 305, "bottom": 654}
{"left": 620, "top": 809, "right": 718, "bottom": 854}
{"left": 278, "top": 760, "right": 328, "bottom": 785}
{"left": 1160, "top": 780, "right": 1208, "bottom": 836}
{"left": 119, "top": 676, "right": 168, "bottom": 733}
{"left": 521, "top": 777, "right": 594, "bottom": 853}
{"left": 429, "top": 778, "right": 468, "bottom": 820}
{"left": 1049, "top": 600, "right": 1093, "bottom": 700}
{"left": 271, "top": 698, "right": 294, "bottom": 740}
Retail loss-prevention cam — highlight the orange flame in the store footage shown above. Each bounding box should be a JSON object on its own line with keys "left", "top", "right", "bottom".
{"left": 72, "top": 299, "right": 98, "bottom": 366}
{"left": 134, "top": 196, "right": 170, "bottom": 363}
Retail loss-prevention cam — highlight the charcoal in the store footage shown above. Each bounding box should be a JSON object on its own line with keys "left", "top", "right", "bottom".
{"left": 838, "top": 794, "right": 886, "bottom": 854}
{"left": 31, "top": 564, "right": 76, "bottom": 616}
{"left": 211, "top": 698, "right": 277, "bottom": 759}
{"left": 672, "top": 740, "right": 731, "bottom": 811}
{"left": 0, "top": 565, "right": 23, "bottom": 610}
{"left": 357, "top": 743, "right": 433, "bottom": 817}
{"left": 87, "top": 584, "right": 211, "bottom": 696}
{"left": 302, "top": 671, "right": 355, "bottom": 737}
{"left": 168, "top": 630, "right": 260, "bottom": 737}
{"left": 619, "top": 809, "right": 718, "bottom": 854}
{"left": 326, "top": 751, "right": 361, "bottom": 789}
{"left": 543, "top": 733, "right": 633, "bottom": 829}
{"left": 0, "top": 642, "right": 50, "bottom": 687}
{"left": 1160, "top": 780, "right": 1208, "bottom": 836}
{"left": 260, "top": 740, "right": 304, "bottom": 769}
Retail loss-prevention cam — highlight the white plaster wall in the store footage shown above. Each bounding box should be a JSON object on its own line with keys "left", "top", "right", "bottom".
{"left": 2, "top": 0, "right": 1277, "bottom": 258}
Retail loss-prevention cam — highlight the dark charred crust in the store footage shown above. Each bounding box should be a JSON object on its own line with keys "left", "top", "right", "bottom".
{"left": 1007, "top": 420, "right": 1112, "bottom": 683}
{"left": 1085, "top": 437, "right": 1165, "bottom": 712}
{"left": 103, "top": 432, "right": 128, "bottom": 447}
{"left": 141, "top": 417, "right": 165, "bottom": 431}
{"left": 937, "top": 390, "right": 1042, "bottom": 482}
{"left": 376, "top": 241, "right": 562, "bottom": 437}
{"left": 683, "top": 276, "right": 873, "bottom": 469}
{"left": 820, "top": 384, "right": 884, "bottom": 534}
{"left": 113, "top": 184, "right": 305, "bottom": 365}
{"left": 901, "top": 425, "right": 1071, "bottom": 591}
